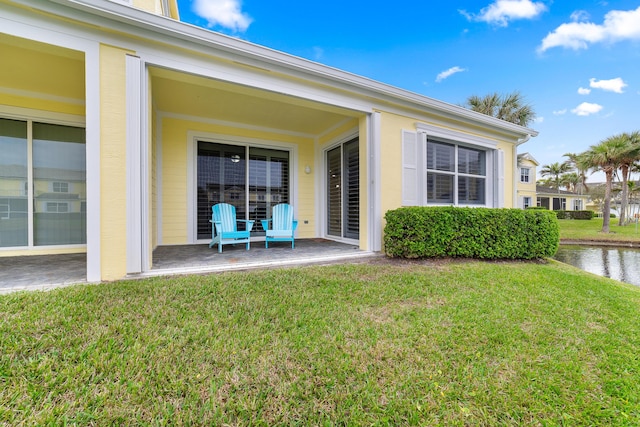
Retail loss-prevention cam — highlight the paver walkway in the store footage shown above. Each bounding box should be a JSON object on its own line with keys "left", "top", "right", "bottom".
{"left": 0, "top": 239, "right": 375, "bottom": 293}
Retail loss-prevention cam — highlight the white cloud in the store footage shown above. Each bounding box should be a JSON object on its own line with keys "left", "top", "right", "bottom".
{"left": 570, "top": 10, "right": 590, "bottom": 22}
{"left": 534, "top": 116, "right": 544, "bottom": 123}
{"left": 312, "top": 47, "right": 324, "bottom": 61}
{"left": 553, "top": 109, "right": 567, "bottom": 115}
{"left": 461, "top": 0, "right": 547, "bottom": 26}
{"left": 538, "top": 6, "right": 640, "bottom": 52}
{"left": 589, "top": 77, "right": 627, "bottom": 93}
{"left": 193, "top": 0, "right": 252, "bottom": 32}
{"left": 577, "top": 87, "right": 591, "bottom": 95}
{"left": 571, "top": 102, "right": 603, "bottom": 116}
{"left": 436, "top": 66, "right": 467, "bottom": 82}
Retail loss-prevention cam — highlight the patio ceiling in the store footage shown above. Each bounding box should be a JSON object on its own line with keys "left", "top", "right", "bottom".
{"left": 150, "top": 67, "right": 361, "bottom": 137}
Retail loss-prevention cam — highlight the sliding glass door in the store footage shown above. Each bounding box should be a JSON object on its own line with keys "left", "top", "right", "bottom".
{"left": 0, "top": 118, "right": 86, "bottom": 248}
{"left": 196, "top": 141, "right": 289, "bottom": 240}
{"left": 326, "top": 137, "right": 359, "bottom": 240}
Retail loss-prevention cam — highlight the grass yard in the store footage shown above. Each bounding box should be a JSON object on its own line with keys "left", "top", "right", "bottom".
{"left": 2, "top": 261, "right": 640, "bottom": 425}
{"left": 559, "top": 217, "right": 640, "bottom": 243}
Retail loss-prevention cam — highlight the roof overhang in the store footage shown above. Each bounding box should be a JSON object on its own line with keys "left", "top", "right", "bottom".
{"left": 12, "top": 0, "right": 538, "bottom": 140}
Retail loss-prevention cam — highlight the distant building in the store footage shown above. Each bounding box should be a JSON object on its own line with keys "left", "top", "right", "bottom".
{"left": 536, "top": 186, "right": 589, "bottom": 211}
{"left": 516, "top": 153, "right": 538, "bottom": 209}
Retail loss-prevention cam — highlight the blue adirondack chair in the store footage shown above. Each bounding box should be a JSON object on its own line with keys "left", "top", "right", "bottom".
{"left": 209, "top": 203, "right": 254, "bottom": 253}
{"left": 261, "top": 203, "right": 298, "bottom": 249}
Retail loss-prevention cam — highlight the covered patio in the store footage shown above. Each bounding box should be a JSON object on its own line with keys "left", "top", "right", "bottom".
{"left": 0, "top": 239, "right": 374, "bottom": 294}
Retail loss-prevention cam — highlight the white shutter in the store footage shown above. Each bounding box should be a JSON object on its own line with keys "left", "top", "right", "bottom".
{"left": 518, "top": 196, "right": 524, "bottom": 209}
{"left": 496, "top": 149, "right": 505, "bottom": 208}
{"left": 402, "top": 130, "right": 419, "bottom": 206}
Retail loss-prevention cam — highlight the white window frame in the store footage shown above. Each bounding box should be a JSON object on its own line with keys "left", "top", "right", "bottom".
{"left": 426, "top": 140, "right": 488, "bottom": 206}
{"left": 46, "top": 202, "right": 69, "bottom": 213}
{"left": 523, "top": 196, "right": 531, "bottom": 209}
{"left": 573, "top": 199, "right": 582, "bottom": 211}
{"left": 520, "top": 167, "right": 530, "bottom": 183}
{"left": 403, "top": 124, "right": 501, "bottom": 208}
{"left": 185, "top": 131, "right": 298, "bottom": 244}
{"left": 52, "top": 182, "right": 69, "bottom": 193}
{"left": 0, "top": 114, "right": 86, "bottom": 251}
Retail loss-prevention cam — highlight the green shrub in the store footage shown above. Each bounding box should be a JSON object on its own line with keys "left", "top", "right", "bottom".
{"left": 610, "top": 213, "right": 617, "bottom": 218}
{"left": 384, "top": 207, "right": 559, "bottom": 260}
{"left": 555, "top": 210, "right": 594, "bottom": 220}
{"left": 525, "top": 206, "right": 547, "bottom": 210}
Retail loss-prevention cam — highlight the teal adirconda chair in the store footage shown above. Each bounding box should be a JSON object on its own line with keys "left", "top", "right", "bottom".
{"left": 209, "top": 203, "right": 254, "bottom": 253}
{"left": 261, "top": 203, "right": 298, "bottom": 249}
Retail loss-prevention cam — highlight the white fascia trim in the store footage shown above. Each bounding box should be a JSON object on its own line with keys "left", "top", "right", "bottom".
{"left": 416, "top": 122, "right": 498, "bottom": 149}
{"left": 28, "top": 0, "right": 538, "bottom": 138}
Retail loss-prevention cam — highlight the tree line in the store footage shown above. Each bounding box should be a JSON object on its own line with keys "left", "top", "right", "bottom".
{"left": 465, "top": 92, "right": 640, "bottom": 234}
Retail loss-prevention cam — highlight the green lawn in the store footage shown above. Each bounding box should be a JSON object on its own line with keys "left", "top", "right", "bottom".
{"left": 559, "top": 217, "right": 640, "bottom": 243}
{"left": 2, "top": 261, "right": 640, "bottom": 425}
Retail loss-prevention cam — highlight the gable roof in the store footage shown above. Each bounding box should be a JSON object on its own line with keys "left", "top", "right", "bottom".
{"left": 517, "top": 152, "right": 540, "bottom": 166}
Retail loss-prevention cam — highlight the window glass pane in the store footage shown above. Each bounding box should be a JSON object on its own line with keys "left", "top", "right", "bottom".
{"left": 249, "top": 147, "right": 289, "bottom": 236}
{"left": 197, "top": 142, "right": 246, "bottom": 240}
{"left": 427, "top": 173, "right": 453, "bottom": 204}
{"left": 0, "top": 118, "right": 28, "bottom": 247}
{"left": 458, "top": 176, "right": 485, "bottom": 205}
{"left": 458, "top": 147, "right": 485, "bottom": 176}
{"left": 33, "top": 123, "right": 86, "bottom": 246}
{"left": 427, "top": 141, "right": 454, "bottom": 172}
{"left": 343, "top": 138, "right": 359, "bottom": 240}
{"left": 327, "top": 146, "right": 342, "bottom": 236}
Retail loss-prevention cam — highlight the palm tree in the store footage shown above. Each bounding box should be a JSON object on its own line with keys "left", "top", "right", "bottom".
{"left": 540, "top": 162, "right": 572, "bottom": 193}
{"left": 560, "top": 172, "right": 580, "bottom": 192}
{"left": 617, "top": 131, "right": 640, "bottom": 225}
{"left": 563, "top": 152, "right": 589, "bottom": 194}
{"left": 579, "top": 135, "right": 629, "bottom": 233}
{"left": 465, "top": 91, "right": 536, "bottom": 127}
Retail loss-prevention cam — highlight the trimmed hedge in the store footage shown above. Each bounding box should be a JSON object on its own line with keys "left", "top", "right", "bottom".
{"left": 384, "top": 206, "right": 559, "bottom": 260}
{"left": 555, "top": 210, "right": 594, "bottom": 220}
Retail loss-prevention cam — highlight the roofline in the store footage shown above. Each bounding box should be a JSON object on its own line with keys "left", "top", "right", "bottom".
{"left": 518, "top": 152, "right": 540, "bottom": 166}
{"left": 26, "top": 0, "right": 537, "bottom": 138}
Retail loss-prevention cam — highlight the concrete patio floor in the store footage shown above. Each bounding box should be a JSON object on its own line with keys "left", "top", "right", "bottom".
{"left": 0, "top": 239, "right": 376, "bottom": 294}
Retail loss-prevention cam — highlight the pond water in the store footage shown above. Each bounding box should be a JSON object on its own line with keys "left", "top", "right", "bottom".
{"left": 554, "top": 245, "right": 640, "bottom": 287}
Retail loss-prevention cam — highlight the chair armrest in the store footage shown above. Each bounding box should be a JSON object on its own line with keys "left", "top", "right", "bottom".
{"left": 292, "top": 220, "right": 298, "bottom": 231}
{"left": 237, "top": 219, "right": 255, "bottom": 232}
{"left": 261, "top": 219, "right": 272, "bottom": 231}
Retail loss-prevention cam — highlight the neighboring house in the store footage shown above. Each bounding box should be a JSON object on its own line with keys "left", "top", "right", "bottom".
{"left": 536, "top": 186, "right": 589, "bottom": 211}
{"left": 0, "top": 0, "right": 538, "bottom": 282}
{"left": 516, "top": 152, "right": 538, "bottom": 209}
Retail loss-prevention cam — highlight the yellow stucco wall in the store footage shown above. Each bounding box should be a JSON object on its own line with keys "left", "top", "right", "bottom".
{"left": 132, "top": 0, "right": 161, "bottom": 15}
{"left": 378, "top": 111, "right": 406, "bottom": 216}
{"left": 99, "top": 44, "right": 131, "bottom": 280}
{"left": 159, "top": 116, "right": 316, "bottom": 245}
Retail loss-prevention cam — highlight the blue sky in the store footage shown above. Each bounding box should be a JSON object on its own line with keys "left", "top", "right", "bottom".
{"left": 176, "top": 0, "right": 640, "bottom": 181}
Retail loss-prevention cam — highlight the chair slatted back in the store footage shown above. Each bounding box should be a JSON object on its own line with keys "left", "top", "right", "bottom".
{"left": 212, "top": 203, "right": 237, "bottom": 232}
{"left": 272, "top": 204, "right": 293, "bottom": 231}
